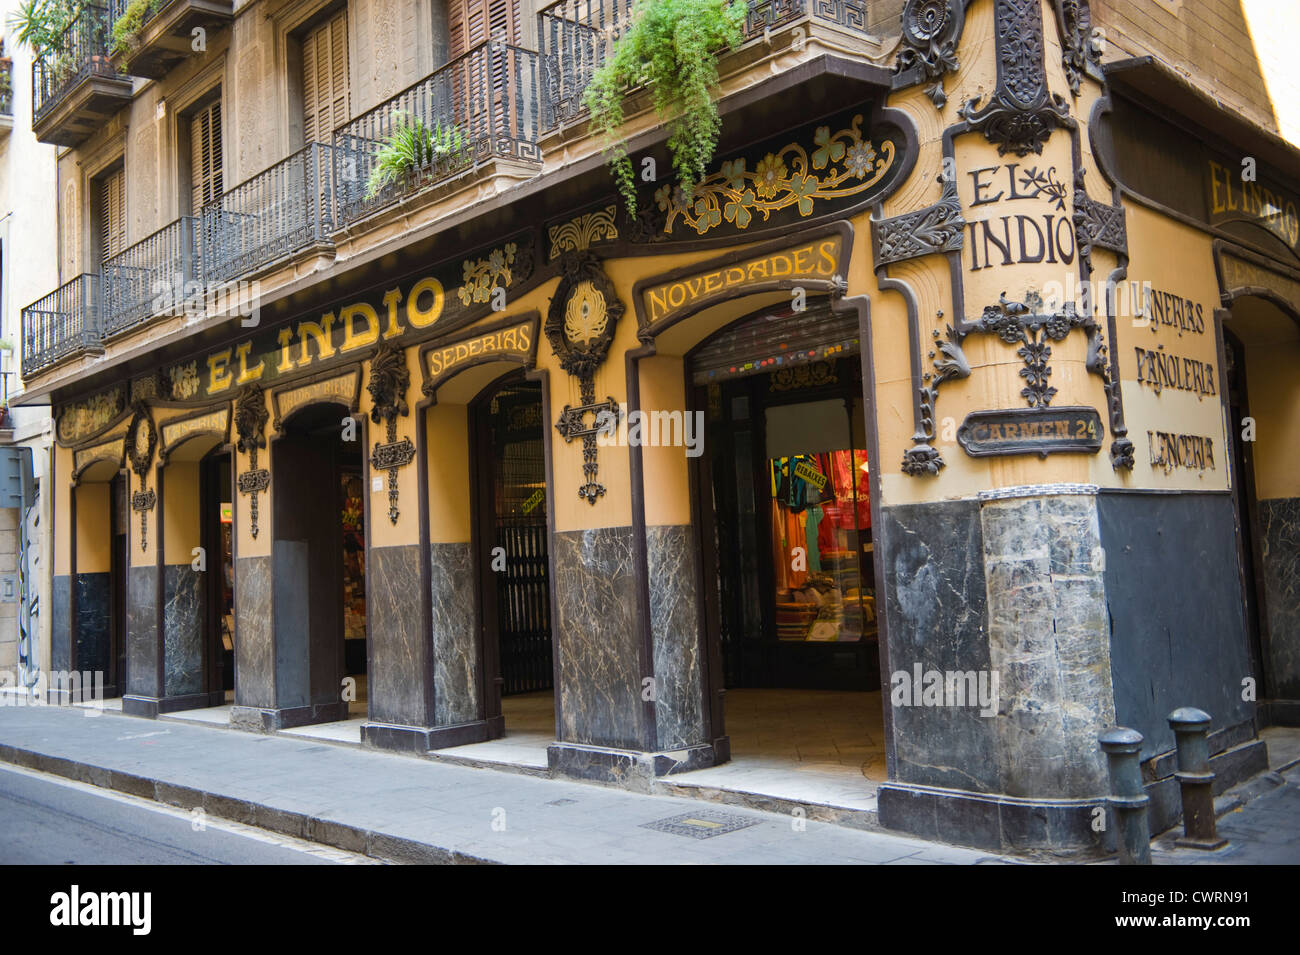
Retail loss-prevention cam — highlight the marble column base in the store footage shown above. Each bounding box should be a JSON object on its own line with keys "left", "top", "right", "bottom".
{"left": 121, "top": 692, "right": 213, "bottom": 719}
{"left": 548, "top": 741, "right": 718, "bottom": 792}
{"left": 361, "top": 717, "right": 504, "bottom": 754}
{"left": 229, "top": 701, "right": 349, "bottom": 733}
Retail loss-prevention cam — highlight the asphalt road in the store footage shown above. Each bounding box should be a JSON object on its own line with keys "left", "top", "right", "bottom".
{"left": 0, "top": 766, "right": 354, "bottom": 865}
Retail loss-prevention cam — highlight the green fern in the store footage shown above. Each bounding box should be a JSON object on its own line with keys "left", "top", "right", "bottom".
{"left": 364, "top": 113, "right": 467, "bottom": 200}
{"left": 584, "top": 0, "right": 746, "bottom": 218}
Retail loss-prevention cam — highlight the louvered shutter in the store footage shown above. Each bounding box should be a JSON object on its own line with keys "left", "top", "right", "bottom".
{"left": 190, "top": 100, "right": 223, "bottom": 214}
{"left": 303, "top": 10, "right": 350, "bottom": 144}
{"left": 99, "top": 168, "right": 126, "bottom": 265}
{"left": 449, "top": 0, "right": 520, "bottom": 56}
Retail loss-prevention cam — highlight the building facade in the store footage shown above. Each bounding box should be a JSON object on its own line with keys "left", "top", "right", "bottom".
{"left": 17, "top": 0, "right": 1300, "bottom": 853}
{"left": 1, "top": 3, "right": 59, "bottom": 696}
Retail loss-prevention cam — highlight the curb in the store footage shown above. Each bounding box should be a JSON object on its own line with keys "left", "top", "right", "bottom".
{"left": 0, "top": 742, "right": 498, "bottom": 865}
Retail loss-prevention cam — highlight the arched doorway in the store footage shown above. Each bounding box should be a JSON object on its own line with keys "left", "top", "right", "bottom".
{"left": 1222, "top": 291, "right": 1300, "bottom": 723}
{"left": 471, "top": 372, "right": 554, "bottom": 745}
{"left": 270, "top": 400, "right": 368, "bottom": 726}
{"left": 686, "top": 297, "right": 887, "bottom": 792}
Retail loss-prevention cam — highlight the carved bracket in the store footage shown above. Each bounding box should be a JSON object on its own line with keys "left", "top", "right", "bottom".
{"left": 547, "top": 253, "right": 625, "bottom": 505}
{"left": 131, "top": 488, "right": 156, "bottom": 552}
{"left": 1072, "top": 170, "right": 1128, "bottom": 268}
{"left": 1053, "top": 0, "right": 1103, "bottom": 96}
{"left": 234, "top": 385, "right": 270, "bottom": 539}
{"left": 958, "top": 0, "right": 1071, "bottom": 156}
{"left": 872, "top": 177, "right": 965, "bottom": 267}
{"left": 367, "top": 341, "right": 413, "bottom": 525}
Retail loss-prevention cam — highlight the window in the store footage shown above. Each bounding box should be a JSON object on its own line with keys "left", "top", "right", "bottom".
{"left": 189, "top": 99, "right": 223, "bottom": 214}
{"left": 448, "top": 0, "right": 521, "bottom": 57}
{"left": 96, "top": 167, "right": 127, "bottom": 266}
{"left": 302, "top": 10, "right": 350, "bottom": 144}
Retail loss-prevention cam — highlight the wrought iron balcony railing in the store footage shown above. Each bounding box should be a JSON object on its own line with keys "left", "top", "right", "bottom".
{"left": 333, "top": 40, "right": 542, "bottom": 227}
{"left": 32, "top": 3, "right": 116, "bottom": 123}
{"left": 21, "top": 274, "right": 102, "bottom": 377}
{"left": 537, "top": 0, "right": 873, "bottom": 129}
{"left": 200, "top": 142, "right": 334, "bottom": 285}
{"left": 537, "top": 0, "right": 635, "bottom": 128}
{"left": 102, "top": 216, "right": 200, "bottom": 337}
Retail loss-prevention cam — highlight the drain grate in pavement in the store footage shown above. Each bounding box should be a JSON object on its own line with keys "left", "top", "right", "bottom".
{"left": 547, "top": 798, "right": 578, "bottom": 806}
{"left": 640, "top": 810, "right": 759, "bottom": 839}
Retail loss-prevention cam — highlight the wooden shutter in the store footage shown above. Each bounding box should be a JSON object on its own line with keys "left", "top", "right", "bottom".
{"left": 303, "top": 10, "right": 350, "bottom": 144}
{"left": 190, "top": 99, "right": 223, "bottom": 214}
{"left": 99, "top": 168, "right": 126, "bottom": 265}
{"left": 448, "top": 0, "right": 520, "bottom": 57}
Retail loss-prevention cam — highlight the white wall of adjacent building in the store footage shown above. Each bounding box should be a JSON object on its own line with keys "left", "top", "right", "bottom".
{"left": 0, "top": 0, "right": 58, "bottom": 688}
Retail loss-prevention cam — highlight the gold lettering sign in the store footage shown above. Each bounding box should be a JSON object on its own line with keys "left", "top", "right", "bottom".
{"left": 1207, "top": 159, "right": 1300, "bottom": 249}
{"left": 273, "top": 371, "right": 361, "bottom": 431}
{"left": 73, "top": 437, "right": 125, "bottom": 482}
{"left": 422, "top": 318, "right": 539, "bottom": 396}
{"left": 160, "top": 409, "right": 230, "bottom": 456}
{"left": 642, "top": 235, "right": 843, "bottom": 328}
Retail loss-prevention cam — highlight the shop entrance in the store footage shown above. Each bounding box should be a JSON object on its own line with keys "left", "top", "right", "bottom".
{"left": 201, "top": 452, "right": 235, "bottom": 703}
{"left": 689, "top": 300, "right": 887, "bottom": 798}
{"left": 473, "top": 375, "right": 554, "bottom": 744}
{"left": 272, "top": 402, "right": 367, "bottom": 724}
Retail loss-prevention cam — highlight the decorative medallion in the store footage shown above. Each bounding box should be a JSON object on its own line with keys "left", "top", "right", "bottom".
{"left": 366, "top": 340, "right": 413, "bottom": 524}
{"left": 648, "top": 115, "right": 896, "bottom": 238}
{"left": 126, "top": 403, "right": 157, "bottom": 481}
{"left": 894, "top": 0, "right": 966, "bottom": 108}
{"left": 168, "top": 360, "right": 202, "bottom": 400}
{"left": 957, "top": 0, "right": 1071, "bottom": 156}
{"left": 547, "top": 253, "right": 626, "bottom": 504}
{"left": 234, "top": 385, "right": 271, "bottom": 539}
{"left": 548, "top": 205, "right": 619, "bottom": 260}
{"left": 873, "top": 176, "right": 965, "bottom": 266}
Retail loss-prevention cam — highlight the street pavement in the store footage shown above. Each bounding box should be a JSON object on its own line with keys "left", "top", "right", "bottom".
{"left": 0, "top": 765, "right": 363, "bottom": 864}
{"left": 0, "top": 703, "right": 1009, "bottom": 865}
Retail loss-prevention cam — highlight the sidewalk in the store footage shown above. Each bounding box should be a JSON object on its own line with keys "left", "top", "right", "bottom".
{"left": 0, "top": 704, "right": 1010, "bottom": 865}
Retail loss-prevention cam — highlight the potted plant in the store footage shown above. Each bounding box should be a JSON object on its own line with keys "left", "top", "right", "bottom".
{"left": 584, "top": 0, "right": 747, "bottom": 217}
{"left": 363, "top": 112, "right": 467, "bottom": 200}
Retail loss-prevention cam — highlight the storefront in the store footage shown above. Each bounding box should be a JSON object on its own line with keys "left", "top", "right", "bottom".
{"left": 33, "top": 0, "right": 1299, "bottom": 854}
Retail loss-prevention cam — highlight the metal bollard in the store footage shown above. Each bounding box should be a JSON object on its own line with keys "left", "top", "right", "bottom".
{"left": 1168, "top": 707, "right": 1228, "bottom": 850}
{"left": 1099, "top": 727, "right": 1152, "bottom": 865}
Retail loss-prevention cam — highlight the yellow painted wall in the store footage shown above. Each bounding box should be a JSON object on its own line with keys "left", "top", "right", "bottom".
{"left": 425, "top": 401, "right": 472, "bottom": 544}
{"left": 74, "top": 482, "right": 111, "bottom": 575}
{"left": 1229, "top": 295, "right": 1300, "bottom": 500}
{"left": 162, "top": 461, "right": 201, "bottom": 566}
{"left": 636, "top": 354, "right": 694, "bottom": 528}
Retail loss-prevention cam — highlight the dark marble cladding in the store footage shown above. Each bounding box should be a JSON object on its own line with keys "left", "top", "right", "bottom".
{"left": 878, "top": 500, "right": 997, "bottom": 793}
{"left": 163, "top": 565, "right": 204, "bottom": 698}
{"left": 51, "top": 575, "right": 70, "bottom": 674}
{"left": 1101, "top": 491, "right": 1256, "bottom": 759}
{"left": 551, "top": 526, "right": 643, "bottom": 750}
{"left": 234, "top": 555, "right": 274, "bottom": 709}
{"left": 368, "top": 544, "right": 426, "bottom": 726}
{"left": 429, "top": 541, "right": 478, "bottom": 726}
{"left": 980, "top": 494, "right": 1113, "bottom": 799}
{"left": 125, "top": 566, "right": 159, "bottom": 697}
{"left": 73, "top": 573, "right": 111, "bottom": 676}
{"left": 1259, "top": 497, "right": 1300, "bottom": 702}
{"left": 646, "top": 524, "right": 704, "bottom": 751}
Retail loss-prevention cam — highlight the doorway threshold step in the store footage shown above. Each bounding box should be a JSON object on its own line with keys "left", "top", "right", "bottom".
{"left": 654, "top": 773, "right": 881, "bottom": 830}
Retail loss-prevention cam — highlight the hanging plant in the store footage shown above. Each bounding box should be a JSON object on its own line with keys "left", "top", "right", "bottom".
{"left": 364, "top": 112, "right": 467, "bottom": 200}
{"left": 110, "top": 0, "right": 163, "bottom": 59}
{"left": 584, "top": 0, "right": 746, "bottom": 218}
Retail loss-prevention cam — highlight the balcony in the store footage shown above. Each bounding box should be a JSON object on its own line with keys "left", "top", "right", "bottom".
{"left": 333, "top": 40, "right": 543, "bottom": 228}
{"left": 32, "top": 3, "right": 133, "bottom": 146}
{"left": 21, "top": 275, "right": 103, "bottom": 379}
{"left": 199, "top": 142, "right": 334, "bottom": 285}
{"left": 102, "top": 216, "right": 199, "bottom": 338}
{"left": 537, "top": 0, "right": 877, "bottom": 131}
{"left": 0, "top": 56, "right": 12, "bottom": 135}
{"left": 107, "top": 0, "right": 234, "bottom": 80}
